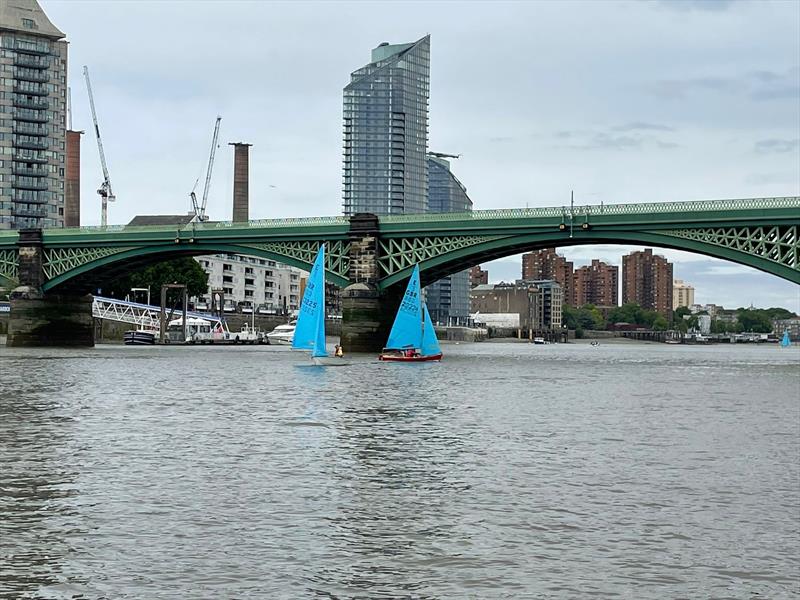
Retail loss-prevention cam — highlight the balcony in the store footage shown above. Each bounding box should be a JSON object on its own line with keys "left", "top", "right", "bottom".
{"left": 12, "top": 189, "right": 49, "bottom": 203}
{"left": 12, "top": 176, "right": 48, "bottom": 190}
{"left": 13, "top": 54, "right": 49, "bottom": 69}
{"left": 13, "top": 151, "right": 48, "bottom": 164}
{"left": 12, "top": 135, "right": 48, "bottom": 150}
{"left": 12, "top": 164, "right": 47, "bottom": 177}
{"left": 11, "top": 206, "right": 47, "bottom": 219}
{"left": 12, "top": 96, "right": 48, "bottom": 110}
{"left": 14, "top": 40, "right": 50, "bottom": 55}
{"left": 13, "top": 122, "right": 48, "bottom": 136}
{"left": 12, "top": 108, "right": 49, "bottom": 123}
{"left": 13, "top": 83, "right": 48, "bottom": 96}
{"left": 14, "top": 68, "right": 50, "bottom": 83}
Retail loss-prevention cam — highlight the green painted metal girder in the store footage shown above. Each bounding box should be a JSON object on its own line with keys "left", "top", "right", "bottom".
{"left": 0, "top": 196, "right": 797, "bottom": 291}
{"left": 41, "top": 241, "right": 351, "bottom": 292}
{"left": 377, "top": 226, "right": 800, "bottom": 288}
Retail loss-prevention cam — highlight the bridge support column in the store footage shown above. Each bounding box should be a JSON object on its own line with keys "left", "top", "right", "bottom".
{"left": 6, "top": 229, "right": 94, "bottom": 347}
{"left": 341, "top": 214, "right": 399, "bottom": 353}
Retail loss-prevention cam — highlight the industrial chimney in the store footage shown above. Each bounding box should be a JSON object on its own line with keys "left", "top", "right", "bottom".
{"left": 229, "top": 142, "right": 252, "bottom": 222}
{"left": 65, "top": 130, "right": 83, "bottom": 227}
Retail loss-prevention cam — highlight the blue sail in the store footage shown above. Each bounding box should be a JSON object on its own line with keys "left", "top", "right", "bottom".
{"left": 385, "top": 265, "right": 423, "bottom": 350}
{"left": 421, "top": 304, "right": 441, "bottom": 357}
{"left": 292, "top": 245, "right": 328, "bottom": 357}
{"left": 781, "top": 330, "right": 790, "bottom": 348}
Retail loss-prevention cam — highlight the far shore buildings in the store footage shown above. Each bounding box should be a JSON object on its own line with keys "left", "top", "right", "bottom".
{"left": 426, "top": 155, "right": 472, "bottom": 325}
{"left": 573, "top": 259, "right": 618, "bottom": 308}
{"left": 673, "top": 279, "right": 695, "bottom": 309}
{"left": 522, "top": 248, "right": 573, "bottom": 307}
{"left": 622, "top": 248, "right": 673, "bottom": 317}
{"left": 0, "top": 0, "right": 68, "bottom": 230}
{"left": 470, "top": 279, "right": 563, "bottom": 330}
{"left": 469, "top": 265, "right": 488, "bottom": 288}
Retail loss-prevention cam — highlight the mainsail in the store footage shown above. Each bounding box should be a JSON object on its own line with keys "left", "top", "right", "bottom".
{"left": 385, "top": 264, "right": 423, "bottom": 350}
{"left": 292, "top": 245, "right": 328, "bottom": 357}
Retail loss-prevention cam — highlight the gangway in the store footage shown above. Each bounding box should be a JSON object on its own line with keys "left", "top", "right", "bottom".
{"left": 92, "top": 296, "right": 219, "bottom": 328}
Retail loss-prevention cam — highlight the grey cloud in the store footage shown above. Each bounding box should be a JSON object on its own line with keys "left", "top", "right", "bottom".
{"left": 613, "top": 122, "right": 675, "bottom": 132}
{"left": 553, "top": 128, "right": 678, "bottom": 151}
{"left": 647, "top": 67, "right": 799, "bottom": 101}
{"left": 754, "top": 139, "right": 800, "bottom": 154}
{"left": 745, "top": 172, "right": 800, "bottom": 186}
{"left": 647, "top": 77, "right": 741, "bottom": 99}
{"left": 656, "top": 0, "right": 740, "bottom": 12}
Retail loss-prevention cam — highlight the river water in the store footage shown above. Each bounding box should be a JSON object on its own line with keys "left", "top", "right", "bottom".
{"left": 0, "top": 341, "right": 798, "bottom": 599}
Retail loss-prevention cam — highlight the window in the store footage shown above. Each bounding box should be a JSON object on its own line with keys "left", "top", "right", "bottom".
{"left": 22, "top": 18, "right": 36, "bottom": 29}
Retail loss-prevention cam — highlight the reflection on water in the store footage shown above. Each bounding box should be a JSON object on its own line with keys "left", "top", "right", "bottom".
{"left": 0, "top": 343, "right": 798, "bottom": 598}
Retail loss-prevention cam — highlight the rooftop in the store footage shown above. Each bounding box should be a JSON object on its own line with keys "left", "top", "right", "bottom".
{"left": 0, "top": 0, "right": 65, "bottom": 40}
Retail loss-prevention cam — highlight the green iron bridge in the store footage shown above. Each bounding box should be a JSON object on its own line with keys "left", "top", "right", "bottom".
{"left": 1, "top": 195, "right": 798, "bottom": 348}
{"left": 1, "top": 196, "right": 798, "bottom": 291}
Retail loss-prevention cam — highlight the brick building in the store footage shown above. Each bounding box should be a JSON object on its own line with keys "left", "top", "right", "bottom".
{"left": 622, "top": 249, "right": 673, "bottom": 317}
{"left": 469, "top": 265, "right": 488, "bottom": 288}
{"left": 522, "top": 248, "right": 573, "bottom": 306}
{"left": 573, "top": 259, "right": 618, "bottom": 307}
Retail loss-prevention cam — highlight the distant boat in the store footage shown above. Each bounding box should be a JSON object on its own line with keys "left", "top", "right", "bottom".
{"left": 123, "top": 328, "right": 156, "bottom": 345}
{"left": 292, "top": 244, "right": 349, "bottom": 366}
{"left": 780, "top": 330, "right": 791, "bottom": 348}
{"left": 378, "top": 264, "right": 442, "bottom": 362}
{"left": 266, "top": 321, "right": 296, "bottom": 345}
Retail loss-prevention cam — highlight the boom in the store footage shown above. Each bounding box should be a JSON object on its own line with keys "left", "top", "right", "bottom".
{"left": 199, "top": 116, "right": 222, "bottom": 222}
{"left": 83, "top": 66, "right": 115, "bottom": 226}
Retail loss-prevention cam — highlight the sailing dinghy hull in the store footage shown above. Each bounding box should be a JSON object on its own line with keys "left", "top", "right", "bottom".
{"left": 378, "top": 352, "right": 442, "bottom": 362}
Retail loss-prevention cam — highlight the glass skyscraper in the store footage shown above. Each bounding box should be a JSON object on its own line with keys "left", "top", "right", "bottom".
{"left": 342, "top": 36, "right": 430, "bottom": 215}
{"left": 0, "top": 0, "right": 67, "bottom": 229}
{"left": 426, "top": 155, "right": 472, "bottom": 325}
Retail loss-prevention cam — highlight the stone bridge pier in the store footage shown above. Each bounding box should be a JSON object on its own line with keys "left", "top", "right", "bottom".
{"left": 340, "top": 214, "right": 402, "bottom": 353}
{"left": 6, "top": 229, "right": 94, "bottom": 347}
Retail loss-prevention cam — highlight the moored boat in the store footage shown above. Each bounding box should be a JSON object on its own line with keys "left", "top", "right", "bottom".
{"left": 266, "top": 321, "right": 296, "bottom": 345}
{"left": 123, "top": 329, "right": 156, "bottom": 345}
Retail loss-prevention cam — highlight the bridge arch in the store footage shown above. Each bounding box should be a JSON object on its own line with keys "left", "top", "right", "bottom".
{"left": 381, "top": 228, "right": 799, "bottom": 288}
{"left": 41, "top": 242, "right": 350, "bottom": 294}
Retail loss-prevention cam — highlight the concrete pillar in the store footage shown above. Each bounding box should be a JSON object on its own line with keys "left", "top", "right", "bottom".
{"left": 65, "top": 130, "right": 82, "bottom": 227}
{"left": 229, "top": 142, "right": 252, "bottom": 222}
{"left": 340, "top": 214, "right": 401, "bottom": 353}
{"left": 6, "top": 229, "right": 94, "bottom": 347}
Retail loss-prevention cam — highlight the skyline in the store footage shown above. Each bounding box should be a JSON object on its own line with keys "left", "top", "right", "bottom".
{"left": 49, "top": 1, "right": 799, "bottom": 310}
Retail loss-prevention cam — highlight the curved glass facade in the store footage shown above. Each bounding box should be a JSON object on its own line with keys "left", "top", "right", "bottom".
{"left": 426, "top": 156, "right": 473, "bottom": 325}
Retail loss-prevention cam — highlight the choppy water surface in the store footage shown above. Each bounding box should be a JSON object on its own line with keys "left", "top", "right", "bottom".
{"left": 1, "top": 341, "right": 798, "bottom": 599}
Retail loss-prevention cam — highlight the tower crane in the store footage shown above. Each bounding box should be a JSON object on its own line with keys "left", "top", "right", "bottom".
{"left": 83, "top": 66, "right": 115, "bottom": 227}
{"left": 190, "top": 116, "right": 222, "bottom": 222}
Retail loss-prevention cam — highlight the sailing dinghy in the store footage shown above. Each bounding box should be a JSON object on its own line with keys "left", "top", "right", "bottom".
{"left": 378, "top": 264, "right": 443, "bottom": 362}
{"left": 292, "top": 244, "right": 350, "bottom": 366}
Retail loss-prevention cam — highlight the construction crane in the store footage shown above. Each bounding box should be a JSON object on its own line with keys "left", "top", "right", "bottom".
{"left": 83, "top": 66, "right": 115, "bottom": 227}
{"left": 429, "top": 151, "right": 462, "bottom": 160}
{"left": 190, "top": 116, "right": 222, "bottom": 222}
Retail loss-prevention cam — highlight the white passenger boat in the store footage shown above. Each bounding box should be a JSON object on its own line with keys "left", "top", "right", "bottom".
{"left": 266, "top": 321, "right": 296, "bottom": 345}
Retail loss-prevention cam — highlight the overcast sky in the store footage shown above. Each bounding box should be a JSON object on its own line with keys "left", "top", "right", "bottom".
{"left": 49, "top": 0, "right": 799, "bottom": 311}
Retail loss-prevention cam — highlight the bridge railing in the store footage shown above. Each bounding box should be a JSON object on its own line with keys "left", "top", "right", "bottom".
{"left": 380, "top": 196, "right": 800, "bottom": 223}
{"left": 37, "top": 215, "right": 350, "bottom": 236}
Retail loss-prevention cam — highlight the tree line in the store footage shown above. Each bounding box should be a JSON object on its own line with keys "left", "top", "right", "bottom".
{"left": 562, "top": 303, "right": 795, "bottom": 336}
